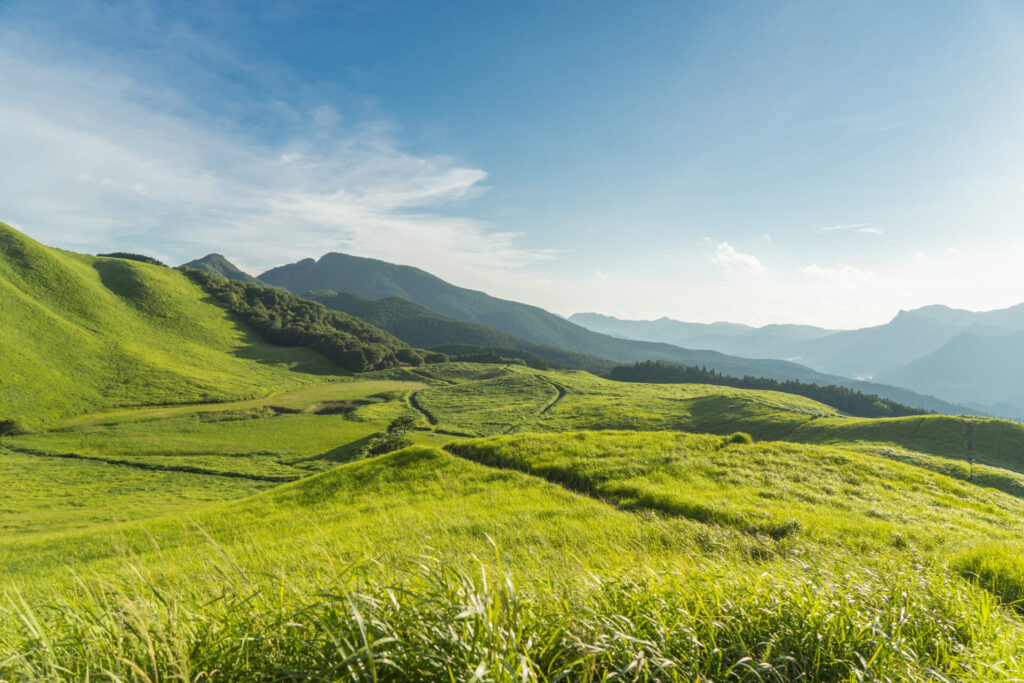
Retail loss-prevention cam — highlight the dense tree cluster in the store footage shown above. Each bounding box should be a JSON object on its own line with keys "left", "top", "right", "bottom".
{"left": 429, "top": 344, "right": 550, "bottom": 370}
{"left": 181, "top": 268, "right": 434, "bottom": 372}
{"left": 608, "top": 361, "right": 930, "bottom": 418}
{"left": 305, "top": 291, "right": 612, "bottom": 373}
{"left": 98, "top": 252, "right": 167, "bottom": 266}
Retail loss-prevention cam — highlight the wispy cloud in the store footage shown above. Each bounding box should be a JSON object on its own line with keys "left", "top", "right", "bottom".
{"left": 711, "top": 242, "right": 765, "bottom": 274}
{"left": 0, "top": 21, "right": 547, "bottom": 280}
{"left": 816, "top": 223, "right": 883, "bottom": 235}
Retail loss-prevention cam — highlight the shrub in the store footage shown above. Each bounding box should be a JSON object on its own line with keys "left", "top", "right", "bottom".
{"left": 366, "top": 433, "right": 414, "bottom": 456}
{"left": 387, "top": 415, "right": 418, "bottom": 435}
{"left": 97, "top": 252, "right": 166, "bottom": 266}
{"left": 0, "top": 419, "right": 22, "bottom": 436}
{"left": 179, "top": 267, "right": 424, "bottom": 372}
{"left": 724, "top": 431, "right": 754, "bottom": 445}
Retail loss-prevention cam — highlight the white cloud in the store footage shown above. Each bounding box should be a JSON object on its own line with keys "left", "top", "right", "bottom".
{"left": 711, "top": 242, "right": 765, "bottom": 274}
{"left": 761, "top": 233, "right": 772, "bottom": 242}
{"left": 0, "top": 36, "right": 547, "bottom": 281}
{"left": 594, "top": 269, "right": 609, "bottom": 280}
{"left": 815, "top": 223, "right": 883, "bottom": 237}
{"left": 816, "top": 223, "right": 885, "bottom": 234}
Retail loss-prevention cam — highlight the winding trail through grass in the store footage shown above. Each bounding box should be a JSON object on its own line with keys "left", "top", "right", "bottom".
{"left": 407, "top": 390, "right": 438, "bottom": 426}
{"left": 536, "top": 376, "right": 568, "bottom": 415}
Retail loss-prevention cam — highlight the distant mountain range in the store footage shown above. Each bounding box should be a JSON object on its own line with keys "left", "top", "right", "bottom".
{"left": 571, "top": 305, "right": 1024, "bottom": 419}
{"left": 184, "top": 251, "right": 972, "bottom": 415}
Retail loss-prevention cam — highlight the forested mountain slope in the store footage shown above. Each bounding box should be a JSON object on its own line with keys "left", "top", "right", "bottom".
{"left": 257, "top": 253, "right": 820, "bottom": 376}
{"left": 304, "top": 290, "right": 613, "bottom": 371}
{"left": 258, "top": 251, "right": 974, "bottom": 414}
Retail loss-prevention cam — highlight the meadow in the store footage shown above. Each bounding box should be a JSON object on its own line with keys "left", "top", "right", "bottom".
{"left": 7, "top": 224, "right": 1024, "bottom": 679}
{"left": 5, "top": 361, "right": 1024, "bottom": 679}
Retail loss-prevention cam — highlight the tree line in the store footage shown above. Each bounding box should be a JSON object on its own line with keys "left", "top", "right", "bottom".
{"left": 607, "top": 360, "right": 929, "bottom": 418}
{"left": 180, "top": 268, "right": 446, "bottom": 372}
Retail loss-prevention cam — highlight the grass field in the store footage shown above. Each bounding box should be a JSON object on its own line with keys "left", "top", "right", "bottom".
{"left": 9, "top": 227, "right": 1024, "bottom": 679}
{"left": 3, "top": 444, "right": 1024, "bottom": 679}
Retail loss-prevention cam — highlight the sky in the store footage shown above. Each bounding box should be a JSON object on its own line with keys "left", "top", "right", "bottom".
{"left": 2, "top": 0, "right": 1024, "bottom": 329}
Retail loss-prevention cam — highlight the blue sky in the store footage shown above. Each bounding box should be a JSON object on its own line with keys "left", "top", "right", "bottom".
{"left": 2, "top": 1, "right": 1024, "bottom": 328}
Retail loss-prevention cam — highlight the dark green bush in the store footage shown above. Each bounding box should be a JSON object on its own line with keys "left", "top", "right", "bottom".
{"left": 98, "top": 252, "right": 166, "bottom": 267}
{"left": 387, "top": 415, "right": 418, "bottom": 435}
{"left": 0, "top": 419, "right": 22, "bottom": 436}
{"left": 366, "top": 433, "right": 414, "bottom": 456}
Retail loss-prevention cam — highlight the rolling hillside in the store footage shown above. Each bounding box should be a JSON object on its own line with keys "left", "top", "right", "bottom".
{"left": 257, "top": 251, "right": 969, "bottom": 414}
{"left": 0, "top": 223, "right": 420, "bottom": 429}
{"left": 6, "top": 364, "right": 1024, "bottom": 677}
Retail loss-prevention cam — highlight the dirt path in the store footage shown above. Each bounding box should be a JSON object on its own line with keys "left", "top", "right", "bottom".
{"left": 407, "top": 389, "right": 439, "bottom": 426}
{"left": 537, "top": 376, "right": 568, "bottom": 415}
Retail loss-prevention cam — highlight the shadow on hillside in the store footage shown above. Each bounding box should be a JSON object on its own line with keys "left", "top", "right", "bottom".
{"left": 94, "top": 258, "right": 146, "bottom": 301}
{"left": 299, "top": 434, "right": 378, "bottom": 465}
{"left": 229, "top": 328, "right": 346, "bottom": 376}
{"left": 185, "top": 281, "right": 347, "bottom": 376}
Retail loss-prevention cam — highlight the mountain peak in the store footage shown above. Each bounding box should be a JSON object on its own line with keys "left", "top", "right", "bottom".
{"left": 181, "top": 253, "right": 259, "bottom": 284}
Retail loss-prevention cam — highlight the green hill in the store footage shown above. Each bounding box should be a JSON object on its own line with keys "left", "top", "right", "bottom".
{"left": 10, "top": 226, "right": 1024, "bottom": 679}
{"left": 0, "top": 223, "right": 376, "bottom": 429}
{"left": 180, "top": 252, "right": 260, "bottom": 283}
{"left": 5, "top": 429, "right": 1024, "bottom": 678}
{"left": 305, "top": 290, "right": 613, "bottom": 371}
{"left": 4, "top": 349, "right": 1024, "bottom": 677}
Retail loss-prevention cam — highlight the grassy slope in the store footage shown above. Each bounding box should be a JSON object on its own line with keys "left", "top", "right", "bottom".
{"left": 449, "top": 431, "right": 1024, "bottom": 550}
{"left": 11, "top": 362, "right": 1024, "bottom": 537}
{"left": 412, "top": 364, "right": 840, "bottom": 439}
{"left": 4, "top": 444, "right": 1024, "bottom": 679}
{"left": 0, "top": 223, "right": 342, "bottom": 428}
{"left": 3, "top": 380, "right": 426, "bottom": 483}
{"left": 408, "top": 364, "right": 1024, "bottom": 477}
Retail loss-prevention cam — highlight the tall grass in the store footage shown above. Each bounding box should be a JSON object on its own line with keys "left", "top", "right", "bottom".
{"left": 1, "top": 553, "right": 1020, "bottom": 681}
{"left": 951, "top": 543, "right": 1024, "bottom": 613}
